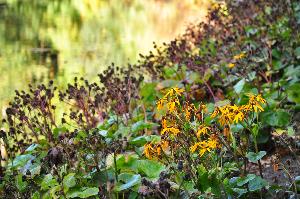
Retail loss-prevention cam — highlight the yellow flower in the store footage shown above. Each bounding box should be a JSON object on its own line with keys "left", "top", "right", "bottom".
{"left": 218, "top": 106, "right": 234, "bottom": 125}
{"left": 200, "top": 104, "right": 207, "bottom": 113}
{"left": 161, "top": 127, "right": 180, "bottom": 136}
{"left": 156, "top": 99, "right": 166, "bottom": 110}
{"left": 196, "top": 125, "right": 210, "bottom": 137}
{"left": 233, "top": 52, "right": 246, "bottom": 60}
{"left": 228, "top": 63, "right": 235, "bottom": 68}
{"left": 175, "top": 98, "right": 180, "bottom": 106}
{"left": 230, "top": 104, "right": 239, "bottom": 111}
{"left": 256, "top": 94, "right": 266, "bottom": 104}
{"left": 165, "top": 89, "right": 174, "bottom": 98}
{"left": 162, "top": 118, "right": 167, "bottom": 129}
{"left": 156, "top": 146, "right": 161, "bottom": 156}
{"left": 240, "top": 104, "right": 252, "bottom": 112}
{"left": 190, "top": 136, "right": 218, "bottom": 156}
{"left": 160, "top": 140, "right": 169, "bottom": 151}
{"left": 185, "top": 108, "right": 191, "bottom": 121}
{"left": 206, "top": 138, "right": 218, "bottom": 149}
{"left": 211, "top": 108, "right": 220, "bottom": 118}
{"left": 163, "top": 87, "right": 184, "bottom": 98}
{"left": 252, "top": 103, "right": 264, "bottom": 112}
{"left": 199, "top": 148, "right": 207, "bottom": 157}
{"left": 144, "top": 143, "right": 155, "bottom": 159}
{"left": 173, "top": 87, "right": 185, "bottom": 96}
{"left": 190, "top": 142, "right": 200, "bottom": 153}
{"left": 167, "top": 101, "right": 176, "bottom": 112}
{"left": 247, "top": 93, "right": 265, "bottom": 113}
{"left": 233, "top": 112, "right": 244, "bottom": 123}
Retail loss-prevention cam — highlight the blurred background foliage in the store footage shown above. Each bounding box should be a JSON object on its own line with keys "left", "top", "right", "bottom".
{"left": 0, "top": 0, "right": 211, "bottom": 113}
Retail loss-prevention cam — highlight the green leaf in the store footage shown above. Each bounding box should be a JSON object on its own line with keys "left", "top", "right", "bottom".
{"left": 261, "top": 110, "right": 291, "bottom": 127}
{"left": 203, "top": 68, "right": 213, "bottom": 82}
{"left": 233, "top": 188, "right": 247, "bottom": 197}
{"left": 48, "top": 185, "right": 61, "bottom": 198}
{"left": 272, "top": 60, "right": 285, "bottom": 70}
{"left": 53, "top": 126, "right": 68, "bottom": 139}
{"left": 287, "top": 126, "right": 295, "bottom": 136}
{"left": 236, "top": 174, "right": 256, "bottom": 186}
{"left": 248, "top": 176, "right": 268, "bottom": 191}
{"left": 295, "top": 47, "right": 300, "bottom": 59}
{"left": 28, "top": 163, "right": 41, "bottom": 177}
{"left": 115, "top": 173, "right": 141, "bottom": 192}
{"left": 248, "top": 71, "right": 256, "bottom": 81}
{"left": 116, "top": 154, "right": 139, "bottom": 172}
{"left": 230, "top": 124, "right": 244, "bottom": 133}
{"left": 131, "top": 121, "right": 158, "bottom": 133}
{"left": 287, "top": 83, "right": 300, "bottom": 103}
{"left": 197, "top": 164, "right": 210, "bottom": 192}
{"left": 284, "top": 66, "right": 300, "bottom": 83}
{"left": 130, "top": 136, "right": 148, "bottom": 146}
{"left": 63, "top": 173, "right": 76, "bottom": 192}
{"left": 246, "top": 151, "right": 266, "bottom": 163}
{"left": 8, "top": 154, "right": 34, "bottom": 169}
{"left": 98, "top": 130, "right": 108, "bottom": 137}
{"left": 156, "top": 80, "right": 181, "bottom": 90}
{"left": 32, "top": 191, "right": 40, "bottom": 199}
{"left": 140, "top": 83, "right": 157, "bottom": 102}
{"left": 16, "top": 174, "right": 27, "bottom": 192}
{"left": 128, "top": 192, "right": 138, "bottom": 199}
{"left": 67, "top": 187, "right": 99, "bottom": 198}
{"left": 137, "top": 160, "right": 165, "bottom": 179}
{"left": 41, "top": 174, "right": 59, "bottom": 191}
{"left": 234, "top": 79, "right": 245, "bottom": 94}
{"left": 25, "top": 144, "right": 39, "bottom": 153}
{"left": 129, "top": 135, "right": 160, "bottom": 146}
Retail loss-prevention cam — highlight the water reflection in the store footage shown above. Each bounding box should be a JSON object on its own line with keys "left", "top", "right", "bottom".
{"left": 0, "top": 0, "right": 210, "bottom": 112}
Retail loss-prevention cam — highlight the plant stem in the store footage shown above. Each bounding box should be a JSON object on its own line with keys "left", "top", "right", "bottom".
{"left": 254, "top": 139, "right": 264, "bottom": 178}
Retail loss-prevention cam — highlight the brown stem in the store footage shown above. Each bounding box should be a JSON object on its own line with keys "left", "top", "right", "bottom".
{"left": 204, "top": 81, "right": 216, "bottom": 102}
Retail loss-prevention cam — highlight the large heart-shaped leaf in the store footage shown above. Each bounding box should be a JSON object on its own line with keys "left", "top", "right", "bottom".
{"left": 41, "top": 174, "right": 59, "bottom": 191}
{"left": 261, "top": 110, "right": 290, "bottom": 127}
{"left": 131, "top": 121, "right": 159, "bottom": 133}
{"left": 67, "top": 187, "right": 99, "bottom": 198}
{"left": 63, "top": 173, "right": 76, "bottom": 192}
{"left": 115, "top": 173, "right": 141, "bottom": 191}
{"left": 287, "top": 83, "right": 300, "bottom": 103}
{"left": 234, "top": 78, "right": 245, "bottom": 94}
{"left": 8, "top": 154, "right": 34, "bottom": 169}
{"left": 236, "top": 174, "right": 256, "bottom": 186}
{"left": 130, "top": 135, "right": 160, "bottom": 146}
{"left": 246, "top": 151, "right": 266, "bottom": 163}
{"left": 137, "top": 160, "right": 165, "bottom": 179}
{"left": 248, "top": 176, "right": 268, "bottom": 191}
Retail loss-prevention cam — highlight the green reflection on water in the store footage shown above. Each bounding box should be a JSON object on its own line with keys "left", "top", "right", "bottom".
{"left": 0, "top": 0, "right": 210, "bottom": 114}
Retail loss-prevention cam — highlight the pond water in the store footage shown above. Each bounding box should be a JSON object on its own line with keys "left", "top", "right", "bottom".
{"left": 0, "top": 0, "right": 210, "bottom": 114}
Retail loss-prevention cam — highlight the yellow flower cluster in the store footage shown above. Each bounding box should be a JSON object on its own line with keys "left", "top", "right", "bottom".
{"left": 211, "top": 93, "right": 266, "bottom": 126}
{"left": 156, "top": 87, "right": 184, "bottom": 112}
{"left": 196, "top": 125, "right": 210, "bottom": 137}
{"left": 228, "top": 52, "right": 246, "bottom": 69}
{"left": 144, "top": 141, "right": 169, "bottom": 159}
{"left": 233, "top": 52, "right": 246, "bottom": 60}
{"left": 144, "top": 87, "right": 219, "bottom": 159}
{"left": 190, "top": 137, "right": 218, "bottom": 156}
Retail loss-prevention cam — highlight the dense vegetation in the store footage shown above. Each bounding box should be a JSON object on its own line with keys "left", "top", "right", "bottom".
{"left": 1, "top": 0, "right": 300, "bottom": 198}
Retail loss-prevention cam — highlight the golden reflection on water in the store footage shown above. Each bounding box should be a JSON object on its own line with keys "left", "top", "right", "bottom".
{"left": 0, "top": 0, "right": 211, "bottom": 115}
